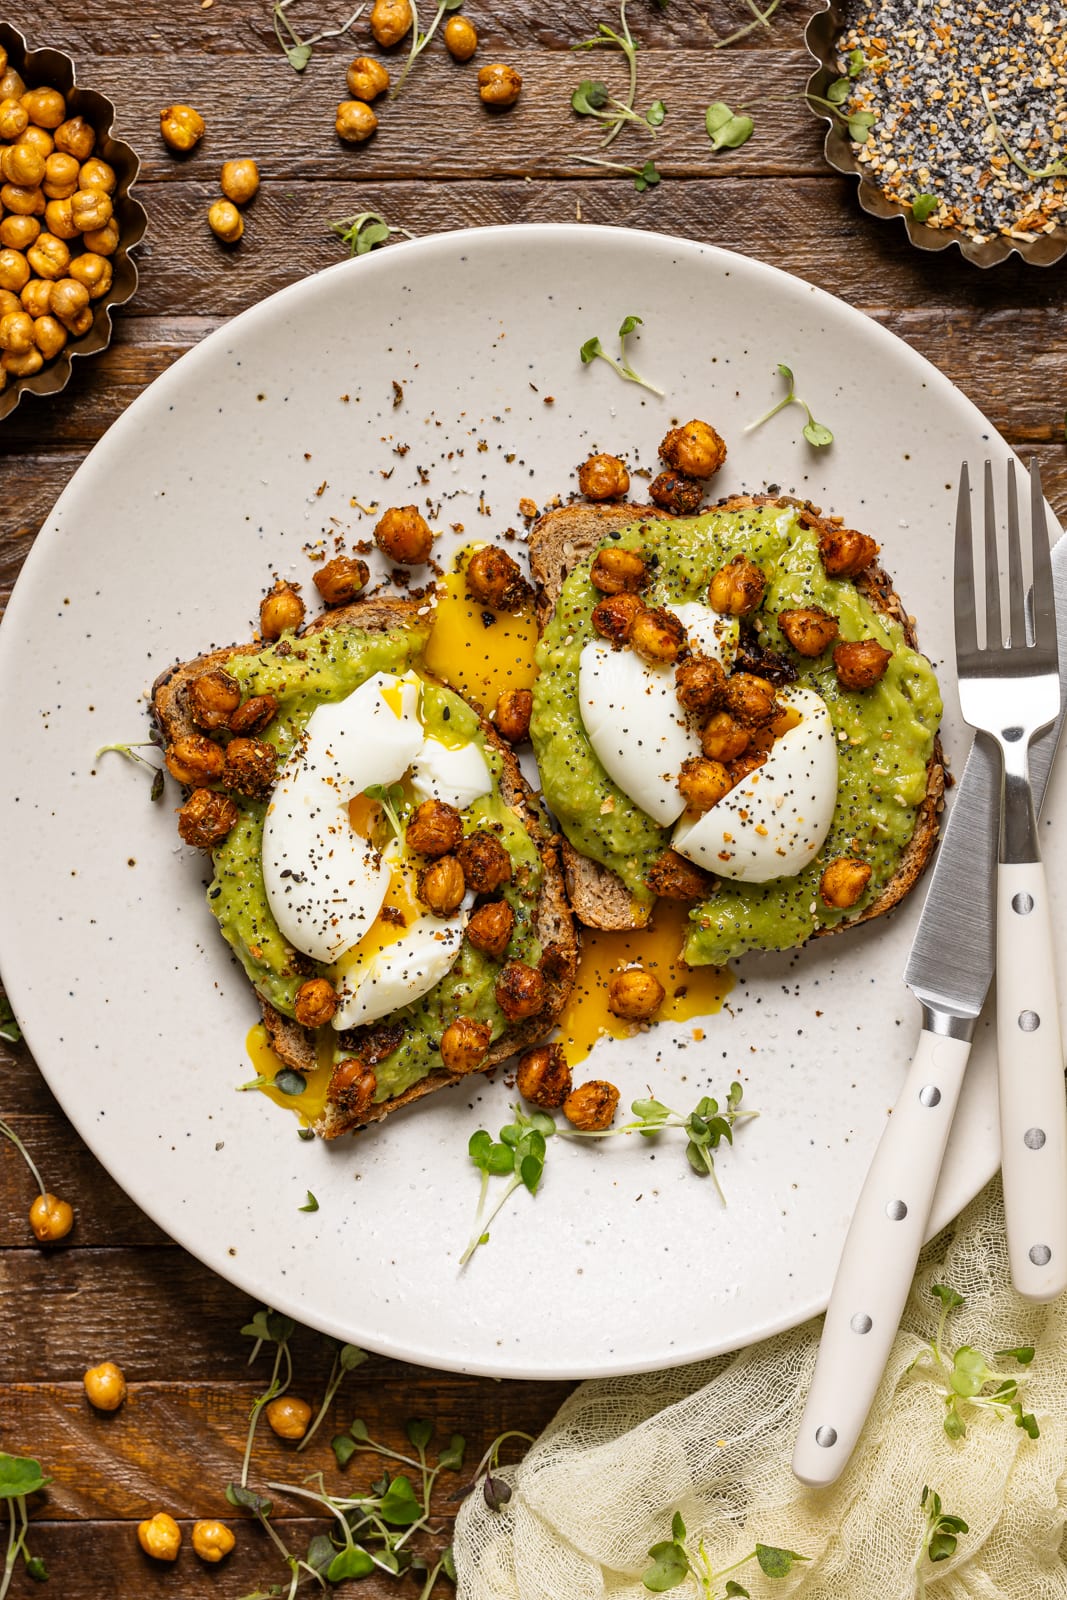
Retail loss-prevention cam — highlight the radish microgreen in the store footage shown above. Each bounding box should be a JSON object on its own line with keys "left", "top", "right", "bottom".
{"left": 0, "top": 1116, "right": 58, "bottom": 1219}
{"left": 807, "top": 87, "right": 875, "bottom": 144}
{"left": 95, "top": 740, "right": 165, "bottom": 801}
{"left": 713, "top": 0, "right": 781, "bottom": 50}
{"left": 297, "top": 1342, "right": 367, "bottom": 1453}
{"left": 746, "top": 362, "right": 833, "bottom": 448}
{"left": 571, "top": 78, "right": 666, "bottom": 139}
{"left": 705, "top": 102, "right": 754, "bottom": 151}
{"left": 0, "top": 991, "right": 21, "bottom": 1045}
{"left": 914, "top": 1486, "right": 968, "bottom": 1598}
{"left": 911, "top": 193, "right": 938, "bottom": 223}
{"left": 390, "top": 0, "right": 465, "bottom": 100}
{"left": 570, "top": 1, "right": 643, "bottom": 150}
{"left": 331, "top": 210, "right": 415, "bottom": 256}
{"left": 580, "top": 314, "right": 664, "bottom": 395}
{"left": 271, "top": 0, "right": 364, "bottom": 72}
{"left": 0, "top": 1455, "right": 50, "bottom": 1597}
{"left": 911, "top": 1285, "right": 1039, "bottom": 1441}
{"left": 560, "top": 1084, "right": 755, "bottom": 1204}
{"left": 461, "top": 1105, "right": 555, "bottom": 1264}
{"left": 363, "top": 781, "right": 406, "bottom": 839}
{"left": 237, "top": 1309, "right": 296, "bottom": 1487}
{"left": 980, "top": 85, "right": 1067, "bottom": 180}
{"left": 576, "top": 154, "right": 662, "bottom": 191}
{"left": 643, "top": 1512, "right": 807, "bottom": 1596}
{"left": 299, "top": 1190, "right": 319, "bottom": 1212}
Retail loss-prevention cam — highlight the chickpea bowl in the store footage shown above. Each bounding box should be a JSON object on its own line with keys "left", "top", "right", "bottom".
{"left": 0, "top": 22, "right": 146, "bottom": 421}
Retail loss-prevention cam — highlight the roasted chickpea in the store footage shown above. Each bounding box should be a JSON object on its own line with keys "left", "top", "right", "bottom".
{"left": 778, "top": 605, "right": 839, "bottom": 657}
{"left": 68, "top": 252, "right": 111, "bottom": 299}
{"left": 457, "top": 830, "right": 512, "bottom": 893}
{"left": 516, "top": 1043, "right": 572, "bottom": 1108}
{"left": 607, "top": 966, "right": 665, "bottom": 1020}
{"left": 335, "top": 100, "right": 378, "bottom": 143}
{"left": 82, "top": 216, "right": 120, "bottom": 255}
{"left": 160, "top": 103, "right": 205, "bottom": 152}
{"left": 54, "top": 115, "right": 95, "bottom": 161}
{"left": 28, "top": 1192, "right": 74, "bottom": 1242}
{"left": 0, "top": 45, "right": 6, "bottom": 75}
{"left": 418, "top": 855, "right": 467, "bottom": 916}
{"left": 207, "top": 197, "right": 243, "bottom": 243}
{"left": 50, "top": 276, "right": 90, "bottom": 325}
{"left": 0, "top": 288, "right": 20, "bottom": 318}
{"left": 224, "top": 737, "right": 277, "bottom": 799}
{"left": 465, "top": 899, "right": 514, "bottom": 959}
{"left": 494, "top": 959, "right": 546, "bottom": 1021}
{"left": 78, "top": 157, "right": 116, "bottom": 194}
{"left": 374, "top": 504, "right": 434, "bottom": 565}
{"left": 646, "top": 848, "right": 714, "bottom": 901}
{"left": 1, "top": 346, "right": 43, "bottom": 376}
{"left": 820, "top": 856, "right": 873, "bottom": 910}
{"left": 18, "top": 125, "right": 53, "bottom": 160}
{"left": 659, "top": 418, "right": 727, "bottom": 478}
{"left": 678, "top": 756, "right": 732, "bottom": 813}
{"left": 0, "top": 182, "right": 44, "bottom": 216}
{"left": 494, "top": 688, "right": 532, "bottom": 744}
{"left": 724, "top": 672, "right": 778, "bottom": 729}
{"left": 63, "top": 305, "right": 93, "bottom": 338}
{"left": 590, "top": 545, "right": 648, "bottom": 595}
{"left": 220, "top": 158, "right": 260, "bottom": 205}
{"left": 465, "top": 544, "right": 530, "bottom": 611}
{"left": 444, "top": 15, "right": 478, "bottom": 58}
{"left": 0, "top": 69, "right": 26, "bottom": 102}
{"left": 648, "top": 470, "right": 703, "bottom": 513}
{"left": 166, "top": 735, "right": 225, "bottom": 785}
{"left": 71, "top": 187, "right": 112, "bottom": 233}
{"left": 0, "top": 98, "right": 28, "bottom": 141}
{"left": 44, "top": 197, "right": 78, "bottom": 239}
{"left": 832, "top": 638, "right": 893, "bottom": 690}
{"left": 327, "top": 1057, "right": 378, "bottom": 1121}
{"left": 33, "top": 314, "right": 67, "bottom": 360}
{"left": 266, "top": 1396, "right": 312, "bottom": 1440}
{"left": 406, "top": 797, "right": 463, "bottom": 858}
{"left": 346, "top": 56, "right": 390, "bottom": 101}
{"left": 370, "top": 0, "right": 414, "bottom": 44}
{"left": 478, "top": 63, "right": 522, "bottom": 107}
{"left": 1, "top": 141, "right": 45, "bottom": 187}
{"left": 631, "top": 604, "right": 687, "bottom": 665}
{"left": 187, "top": 667, "right": 240, "bottom": 730}
{"left": 260, "top": 580, "right": 305, "bottom": 638}
{"left": 227, "top": 694, "right": 278, "bottom": 736}
{"left": 27, "top": 231, "right": 69, "bottom": 279}
{"left": 178, "top": 789, "right": 239, "bottom": 849}
{"left": 192, "top": 1521, "right": 236, "bottom": 1564}
{"left": 700, "top": 711, "right": 749, "bottom": 763}
{"left": 563, "top": 1079, "right": 620, "bottom": 1131}
{"left": 0, "top": 309, "right": 33, "bottom": 352}
{"left": 591, "top": 591, "right": 644, "bottom": 647}
{"left": 295, "top": 977, "right": 339, "bottom": 1028}
{"left": 675, "top": 653, "right": 727, "bottom": 718}
{"left": 439, "top": 1016, "right": 492, "bottom": 1073}
{"left": 83, "top": 1360, "right": 127, "bottom": 1412}
{"left": 312, "top": 554, "right": 370, "bottom": 606}
{"left": 21, "top": 87, "right": 66, "bottom": 130}
{"left": 578, "top": 452, "right": 630, "bottom": 500}
{"left": 0, "top": 214, "right": 38, "bottom": 250}
{"left": 0, "top": 247, "right": 30, "bottom": 295}
{"left": 138, "top": 1512, "right": 182, "bottom": 1562}
{"left": 708, "top": 555, "right": 766, "bottom": 617}
{"left": 818, "top": 524, "right": 879, "bottom": 578}
{"left": 42, "top": 151, "right": 79, "bottom": 199}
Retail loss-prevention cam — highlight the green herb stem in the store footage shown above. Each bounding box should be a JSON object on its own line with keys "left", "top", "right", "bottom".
{"left": 460, "top": 1171, "right": 522, "bottom": 1265}
{"left": 0, "top": 1117, "right": 46, "bottom": 1199}
{"left": 713, "top": 0, "right": 781, "bottom": 49}
{"left": 980, "top": 85, "right": 1067, "bottom": 180}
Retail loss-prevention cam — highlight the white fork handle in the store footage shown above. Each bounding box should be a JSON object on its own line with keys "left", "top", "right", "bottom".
{"left": 792, "top": 1027, "right": 971, "bottom": 1486}
{"left": 997, "top": 861, "right": 1067, "bottom": 1301}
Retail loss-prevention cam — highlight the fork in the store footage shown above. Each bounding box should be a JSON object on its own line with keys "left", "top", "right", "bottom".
{"left": 955, "top": 458, "right": 1067, "bottom": 1301}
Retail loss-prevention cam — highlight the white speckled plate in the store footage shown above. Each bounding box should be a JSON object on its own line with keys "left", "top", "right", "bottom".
{"left": 1, "top": 225, "right": 1059, "bottom": 1378}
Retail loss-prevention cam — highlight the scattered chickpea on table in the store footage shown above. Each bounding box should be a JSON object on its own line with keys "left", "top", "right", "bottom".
{"left": 83, "top": 1359, "right": 127, "bottom": 1411}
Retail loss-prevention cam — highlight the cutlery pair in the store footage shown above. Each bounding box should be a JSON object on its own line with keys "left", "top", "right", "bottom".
{"left": 793, "top": 458, "right": 1067, "bottom": 1487}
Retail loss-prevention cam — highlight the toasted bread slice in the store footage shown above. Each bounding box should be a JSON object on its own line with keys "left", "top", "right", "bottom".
{"left": 153, "top": 597, "right": 577, "bottom": 1137}
{"left": 529, "top": 494, "right": 945, "bottom": 937}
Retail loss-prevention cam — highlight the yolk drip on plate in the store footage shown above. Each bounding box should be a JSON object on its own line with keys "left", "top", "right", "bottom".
{"left": 245, "top": 1022, "right": 333, "bottom": 1125}
{"left": 422, "top": 548, "right": 538, "bottom": 711}
{"left": 556, "top": 902, "right": 734, "bottom": 1068}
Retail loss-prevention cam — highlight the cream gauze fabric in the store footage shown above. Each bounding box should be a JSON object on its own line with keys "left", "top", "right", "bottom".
{"left": 455, "top": 1180, "right": 1067, "bottom": 1599}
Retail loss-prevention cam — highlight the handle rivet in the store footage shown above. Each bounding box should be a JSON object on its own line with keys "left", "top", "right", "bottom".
{"left": 1012, "top": 892, "right": 1034, "bottom": 915}
{"left": 850, "top": 1312, "right": 872, "bottom": 1334}
{"left": 1029, "top": 1244, "right": 1052, "bottom": 1266}
{"left": 815, "top": 1425, "right": 837, "bottom": 1448}
{"left": 919, "top": 1085, "right": 941, "bottom": 1107}
{"left": 886, "top": 1199, "right": 908, "bottom": 1220}
{"left": 1024, "top": 1127, "right": 1046, "bottom": 1149}
{"left": 1019, "top": 1010, "right": 1041, "bottom": 1032}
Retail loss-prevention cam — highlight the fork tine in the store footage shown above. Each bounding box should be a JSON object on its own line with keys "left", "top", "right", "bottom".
{"left": 1029, "top": 458, "right": 1057, "bottom": 655}
{"left": 983, "top": 460, "right": 1002, "bottom": 650}
{"left": 1006, "top": 458, "right": 1027, "bottom": 647}
{"left": 954, "top": 461, "right": 978, "bottom": 660}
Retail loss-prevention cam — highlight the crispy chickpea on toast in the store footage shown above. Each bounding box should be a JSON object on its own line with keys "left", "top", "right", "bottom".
{"left": 152, "top": 596, "right": 577, "bottom": 1138}
{"left": 528, "top": 495, "right": 945, "bottom": 938}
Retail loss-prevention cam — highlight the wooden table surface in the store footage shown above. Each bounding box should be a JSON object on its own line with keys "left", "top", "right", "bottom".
{"left": 2, "top": 1, "right": 1065, "bottom": 1594}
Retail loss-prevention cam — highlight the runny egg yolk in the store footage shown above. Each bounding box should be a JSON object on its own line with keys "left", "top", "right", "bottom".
{"left": 555, "top": 903, "right": 734, "bottom": 1068}
{"left": 422, "top": 548, "right": 538, "bottom": 713}
{"left": 245, "top": 1022, "right": 334, "bottom": 1125}
{"left": 332, "top": 857, "right": 422, "bottom": 979}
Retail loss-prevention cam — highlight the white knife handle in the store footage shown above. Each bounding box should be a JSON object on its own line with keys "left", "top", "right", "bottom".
{"left": 997, "top": 861, "right": 1067, "bottom": 1302}
{"left": 792, "top": 1027, "right": 971, "bottom": 1487}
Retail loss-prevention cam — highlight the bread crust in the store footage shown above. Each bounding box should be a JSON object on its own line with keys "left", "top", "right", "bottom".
{"left": 528, "top": 493, "right": 945, "bottom": 939}
{"left": 152, "top": 596, "right": 577, "bottom": 1137}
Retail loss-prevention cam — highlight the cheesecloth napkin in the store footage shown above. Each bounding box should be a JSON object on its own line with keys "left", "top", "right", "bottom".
{"left": 453, "top": 1178, "right": 1067, "bottom": 1599}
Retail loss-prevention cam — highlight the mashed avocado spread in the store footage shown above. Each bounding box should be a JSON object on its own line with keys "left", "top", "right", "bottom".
{"left": 208, "top": 624, "right": 544, "bottom": 1101}
{"left": 529, "top": 504, "right": 941, "bottom": 966}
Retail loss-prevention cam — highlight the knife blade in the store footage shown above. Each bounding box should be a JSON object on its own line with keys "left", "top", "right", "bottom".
{"left": 792, "top": 524, "right": 1067, "bottom": 1488}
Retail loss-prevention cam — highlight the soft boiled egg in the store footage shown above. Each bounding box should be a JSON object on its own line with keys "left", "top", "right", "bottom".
{"left": 672, "top": 686, "right": 838, "bottom": 882}
{"left": 578, "top": 602, "right": 737, "bottom": 826}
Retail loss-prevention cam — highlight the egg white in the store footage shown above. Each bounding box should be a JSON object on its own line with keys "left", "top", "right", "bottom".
{"left": 410, "top": 736, "right": 492, "bottom": 811}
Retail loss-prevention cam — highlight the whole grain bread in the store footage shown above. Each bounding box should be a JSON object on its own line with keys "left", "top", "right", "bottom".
{"left": 152, "top": 596, "right": 577, "bottom": 1138}
{"left": 528, "top": 494, "right": 945, "bottom": 937}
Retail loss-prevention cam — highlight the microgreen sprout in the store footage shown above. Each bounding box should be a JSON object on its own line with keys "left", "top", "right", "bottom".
{"left": 571, "top": 1, "right": 642, "bottom": 149}
{"left": 0, "top": 991, "right": 21, "bottom": 1045}
{"left": 746, "top": 362, "right": 834, "bottom": 448}
{"left": 237, "top": 1308, "right": 296, "bottom": 1487}
{"left": 271, "top": 0, "right": 364, "bottom": 72}
{"left": 390, "top": 0, "right": 464, "bottom": 99}
{"left": 979, "top": 85, "right": 1067, "bottom": 181}
{"left": 0, "top": 1455, "right": 50, "bottom": 1598}
{"left": 575, "top": 154, "right": 662, "bottom": 191}
{"left": 331, "top": 210, "right": 416, "bottom": 257}
{"left": 299, "top": 1190, "right": 319, "bottom": 1213}
{"left": 579, "top": 313, "right": 664, "bottom": 395}
{"left": 642, "top": 1511, "right": 807, "bottom": 1596}
{"left": 560, "top": 1084, "right": 755, "bottom": 1204}
{"left": 705, "top": 102, "right": 754, "bottom": 152}
{"left": 571, "top": 78, "right": 666, "bottom": 139}
{"left": 297, "top": 1342, "right": 367, "bottom": 1453}
{"left": 713, "top": 0, "right": 782, "bottom": 51}
{"left": 461, "top": 1105, "right": 555, "bottom": 1264}
{"left": 911, "top": 193, "right": 939, "bottom": 223}
{"left": 911, "top": 1284, "right": 1040, "bottom": 1441}
{"left": 0, "top": 1118, "right": 48, "bottom": 1204}
{"left": 363, "top": 782, "right": 406, "bottom": 839}
{"left": 914, "top": 1486, "right": 968, "bottom": 1598}
{"left": 807, "top": 84, "right": 876, "bottom": 144}
{"left": 95, "top": 740, "right": 165, "bottom": 802}
{"left": 470, "top": 1429, "right": 533, "bottom": 1514}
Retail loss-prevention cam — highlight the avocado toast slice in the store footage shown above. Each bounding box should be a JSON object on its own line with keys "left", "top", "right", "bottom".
{"left": 153, "top": 596, "right": 576, "bottom": 1137}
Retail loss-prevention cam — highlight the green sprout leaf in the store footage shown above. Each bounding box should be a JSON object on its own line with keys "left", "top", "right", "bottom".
{"left": 0, "top": 989, "right": 22, "bottom": 1045}
{"left": 298, "top": 1191, "right": 318, "bottom": 1213}
{"left": 572, "top": 79, "right": 610, "bottom": 114}
{"left": 755, "top": 1544, "right": 808, "bottom": 1577}
{"left": 642, "top": 1540, "right": 690, "bottom": 1591}
{"left": 272, "top": 0, "right": 363, "bottom": 73}
{"left": 826, "top": 77, "right": 850, "bottom": 104}
{"left": 931, "top": 1284, "right": 965, "bottom": 1313}
{"left": 803, "top": 419, "right": 834, "bottom": 448}
{"left": 747, "top": 361, "right": 833, "bottom": 448}
{"left": 332, "top": 1432, "right": 357, "bottom": 1467}
{"left": 646, "top": 99, "right": 666, "bottom": 127}
{"left": 0, "top": 1456, "right": 49, "bottom": 1501}
{"left": 326, "top": 1546, "right": 376, "bottom": 1581}
{"left": 725, "top": 1584, "right": 750, "bottom": 1598}
{"left": 847, "top": 109, "right": 876, "bottom": 143}
{"left": 578, "top": 315, "right": 663, "bottom": 394}
{"left": 274, "top": 1069, "right": 306, "bottom": 1098}
{"left": 706, "top": 100, "right": 754, "bottom": 150}
{"left": 330, "top": 209, "right": 415, "bottom": 258}
{"left": 406, "top": 1418, "right": 434, "bottom": 1452}
{"left": 379, "top": 1475, "right": 423, "bottom": 1526}
{"left": 911, "top": 193, "right": 938, "bottom": 223}
{"left": 633, "top": 158, "right": 661, "bottom": 191}
{"left": 994, "top": 1345, "right": 1035, "bottom": 1366}
{"left": 848, "top": 47, "right": 866, "bottom": 76}
{"left": 226, "top": 1481, "right": 274, "bottom": 1516}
